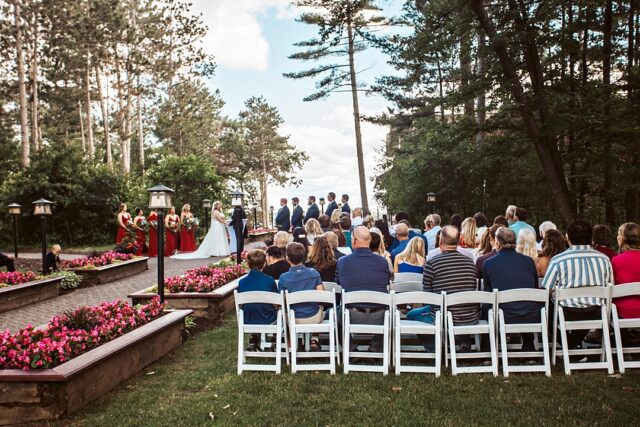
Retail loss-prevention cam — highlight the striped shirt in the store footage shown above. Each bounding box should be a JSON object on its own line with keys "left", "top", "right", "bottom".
{"left": 540, "top": 245, "right": 613, "bottom": 308}
{"left": 423, "top": 250, "right": 479, "bottom": 324}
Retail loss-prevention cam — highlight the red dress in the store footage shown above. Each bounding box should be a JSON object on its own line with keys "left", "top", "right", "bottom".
{"left": 165, "top": 215, "right": 180, "bottom": 256}
{"left": 134, "top": 217, "right": 146, "bottom": 256}
{"left": 116, "top": 212, "right": 131, "bottom": 245}
{"left": 148, "top": 212, "right": 158, "bottom": 257}
{"left": 179, "top": 215, "right": 197, "bottom": 252}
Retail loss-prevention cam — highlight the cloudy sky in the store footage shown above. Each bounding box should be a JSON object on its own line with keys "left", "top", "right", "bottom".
{"left": 191, "top": 0, "right": 399, "bottom": 214}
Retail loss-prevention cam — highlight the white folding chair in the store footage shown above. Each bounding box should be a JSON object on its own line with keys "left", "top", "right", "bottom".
{"left": 393, "top": 292, "right": 443, "bottom": 376}
{"left": 342, "top": 290, "right": 394, "bottom": 375}
{"left": 445, "top": 291, "right": 498, "bottom": 376}
{"left": 234, "top": 290, "right": 289, "bottom": 374}
{"left": 323, "top": 282, "right": 342, "bottom": 294}
{"left": 393, "top": 272, "right": 423, "bottom": 284}
{"left": 552, "top": 286, "right": 614, "bottom": 374}
{"left": 497, "top": 289, "right": 551, "bottom": 377}
{"left": 389, "top": 281, "right": 423, "bottom": 293}
{"left": 611, "top": 282, "right": 640, "bottom": 373}
{"left": 286, "top": 290, "right": 339, "bottom": 374}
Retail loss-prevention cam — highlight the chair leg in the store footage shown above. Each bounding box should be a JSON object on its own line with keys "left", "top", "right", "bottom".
{"left": 329, "top": 317, "right": 336, "bottom": 375}
{"left": 558, "top": 307, "right": 571, "bottom": 375}
{"left": 541, "top": 308, "right": 551, "bottom": 377}
{"left": 612, "top": 307, "right": 625, "bottom": 374}
{"left": 237, "top": 317, "right": 244, "bottom": 375}
{"left": 383, "top": 313, "right": 389, "bottom": 376}
{"left": 552, "top": 304, "right": 558, "bottom": 366}
{"left": 499, "top": 311, "right": 509, "bottom": 377}
{"left": 447, "top": 313, "right": 458, "bottom": 376}
{"left": 275, "top": 314, "right": 282, "bottom": 374}
{"left": 435, "top": 313, "right": 442, "bottom": 378}
{"left": 601, "top": 305, "right": 614, "bottom": 374}
{"left": 488, "top": 311, "right": 498, "bottom": 377}
{"left": 289, "top": 314, "right": 297, "bottom": 374}
{"left": 343, "top": 312, "right": 350, "bottom": 374}
{"left": 394, "top": 314, "right": 401, "bottom": 375}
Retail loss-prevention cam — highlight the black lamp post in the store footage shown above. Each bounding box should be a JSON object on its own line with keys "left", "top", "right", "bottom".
{"left": 269, "top": 205, "right": 274, "bottom": 228}
{"left": 251, "top": 201, "right": 258, "bottom": 229}
{"left": 148, "top": 184, "right": 174, "bottom": 303}
{"left": 8, "top": 203, "right": 21, "bottom": 259}
{"left": 32, "top": 198, "right": 53, "bottom": 275}
{"left": 427, "top": 192, "right": 437, "bottom": 214}
{"left": 202, "top": 199, "right": 211, "bottom": 237}
{"left": 319, "top": 197, "right": 325, "bottom": 214}
{"left": 231, "top": 190, "right": 245, "bottom": 265}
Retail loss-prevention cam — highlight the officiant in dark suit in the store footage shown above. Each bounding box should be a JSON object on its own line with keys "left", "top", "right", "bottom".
{"left": 304, "top": 196, "right": 320, "bottom": 224}
{"left": 275, "top": 198, "right": 290, "bottom": 231}
{"left": 325, "top": 192, "right": 339, "bottom": 218}
{"left": 291, "top": 197, "right": 304, "bottom": 230}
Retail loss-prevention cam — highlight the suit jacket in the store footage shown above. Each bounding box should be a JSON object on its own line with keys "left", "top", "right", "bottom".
{"left": 291, "top": 205, "right": 304, "bottom": 229}
{"left": 304, "top": 203, "right": 319, "bottom": 223}
{"left": 44, "top": 252, "right": 60, "bottom": 274}
{"left": 275, "top": 205, "right": 290, "bottom": 231}
{"left": 229, "top": 206, "right": 246, "bottom": 252}
{"left": 325, "top": 200, "right": 338, "bottom": 218}
{"left": 341, "top": 202, "right": 351, "bottom": 214}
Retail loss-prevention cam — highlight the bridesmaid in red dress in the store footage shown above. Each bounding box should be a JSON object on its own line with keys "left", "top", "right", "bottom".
{"left": 164, "top": 206, "right": 181, "bottom": 256}
{"left": 179, "top": 204, "right": 197, "bottom": 252}
{"left": 132, "top": 208, "right": 147, "bottom": 256}
{"left": 148, "top": 209, "right": 158, "bottom": 257}
{"left": 116, "top": 203, "right": 131, "bottom": 245}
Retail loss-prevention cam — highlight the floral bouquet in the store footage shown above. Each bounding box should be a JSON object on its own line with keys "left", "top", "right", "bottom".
{"left": 184, "top": 217, "right": 199, "bottom": 231}
{"left": 0, "top": 271, "right": 39, "bottom": 288}
{"left": 137, "top": 218, "right": 149, "bottom": 233}
{"left": 168, "top": 218, "right": 180, "bottom": 233}
{"left": 149, "top": 219, "right": 158, "bottom": 230}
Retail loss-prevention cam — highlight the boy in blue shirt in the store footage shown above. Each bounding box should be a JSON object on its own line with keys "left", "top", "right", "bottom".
{"left": 237, "top": 249, "right": 278, "bottom": 351}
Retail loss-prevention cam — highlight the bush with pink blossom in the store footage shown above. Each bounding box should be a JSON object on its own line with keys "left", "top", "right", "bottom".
{"left": 0, "top": 271, "right": 39, "bottom": 288}
{"left": 61, "top": 251, "right": 135, "bottom": 269}
{"left": 164, "top": 264, "right": 247, "bottom": 293}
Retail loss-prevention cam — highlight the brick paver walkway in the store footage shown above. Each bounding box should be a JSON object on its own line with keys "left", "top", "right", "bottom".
{"left": 0, "top": 256, "right": 221, "bottom": 332}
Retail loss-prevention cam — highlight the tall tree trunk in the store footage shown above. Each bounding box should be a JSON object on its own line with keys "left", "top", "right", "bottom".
{"left": 14, "top": 1, "right": 30, "bottom": 167}
{"left": 261, "top": 152, "right": 269, "bottom": 228}
{"left": 436, "top": 55, "right": 445, "bottom": 121}
{"left": 347, "top": 20, "right": 369, "bottom": 211}
{"left": 30, "top": 8, "right": 39, "bottom": 153}
{"left": 626, "top": 0, "right": 638, "bottom": 221}
{"left": 475, "top": 29, "right": 487, "bottom": 142}
{"left": 460, "top": 34, "right": 474, "bottom": 118}
{"left": 602, "top": 0, "right": 614, "bottom": 224}
{"left": 567, "top": 0, "right": 579, "bottom": 212}
{"left": 95, "top": 63, "right": 112, "bottom": 166}
{"left": 85, "top": 51, "right": 95, "bottom": 160}
{"left": 470, "top": 0, "right": 574, "bottom": 224}
{"left": 78, "top": 102, "right": 87, "bottom": 154}
{"left": 137, "top": 76, "right": 144, "bottom": 172}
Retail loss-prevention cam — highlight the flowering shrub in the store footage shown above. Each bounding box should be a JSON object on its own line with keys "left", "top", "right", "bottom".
{"left": 47, "top": 271, "right": 82, "bottom": 290}
{"left": 165, "top": 264, "right": 247, "bottom": 293}
{"left": 0, "top": 298, "right": 164, "bottom": 370}
{"left": 61, "top": 251, "right": 135, "bottom": 269}
{"left": 0, "top": 271, "right": 39, "bottom": 288}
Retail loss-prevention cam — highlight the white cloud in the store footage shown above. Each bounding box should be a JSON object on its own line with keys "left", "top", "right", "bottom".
{"left": 191, "top": 0, "right": 294, "bottom": 72}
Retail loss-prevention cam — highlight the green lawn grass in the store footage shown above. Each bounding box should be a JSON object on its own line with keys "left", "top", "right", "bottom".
{"left": 58, "top": 318, "right": 640, "bottom": 427}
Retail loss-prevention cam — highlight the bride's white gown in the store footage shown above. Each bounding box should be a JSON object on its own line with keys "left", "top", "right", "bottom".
{"left": 171, "top": 210, "right": 230, "bottom": 259}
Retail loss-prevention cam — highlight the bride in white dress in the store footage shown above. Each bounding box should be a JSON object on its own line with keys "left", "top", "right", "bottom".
{"left": 171, "top": 201, "right": 230, "bottom": 259}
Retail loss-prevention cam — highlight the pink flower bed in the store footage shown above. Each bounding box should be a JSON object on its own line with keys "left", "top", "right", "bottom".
{"left": 248, "top": 227, "right": 277, "bottom": 235}
{"left": 0, "top": 271, "right": 39, "bottom": 288}
{"left": 165, "top": 264, "right": 247, "bottom": 293}
{"left": 0, "top": 298, "right": 164, "bottom": 370}
{"left": 61, "top": 251, "right": 135, "bottom": 269}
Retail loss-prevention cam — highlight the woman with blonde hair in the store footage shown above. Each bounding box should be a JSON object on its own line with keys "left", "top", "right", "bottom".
{"left": 330, "top": 209, "right": 342, "bottom": 228}
{"left": 394, "top": 236, "right": 425, "bottom": 273}
{"left": 273, "top": 231, "right": 290, "bottom": 249}
{"left": 516, "top": 228, "right": 538, "bottom": 261}
{"left": 305, "top": 218, "right": 323, "bottom": 244}
{"left": 460, "top": 217, "right": 477, "bottom": 250}
{"left": 370, "top": 229, "right": 393, "bottom": 272}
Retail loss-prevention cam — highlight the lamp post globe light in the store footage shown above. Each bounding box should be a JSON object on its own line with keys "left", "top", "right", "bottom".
{"left": 32, "top": 198, "right": 53, "bottom": 275}
{"left": 148, "top": 184, "right": 174, "bottom": 303}
{"left": 251, "top": 201, "right": 258, "bottom": 229}
{"left": 427, "top": 192, "right": 437, "bottom": 214}
{"left": 202, "top": 199, "right": 211, "bottom": 238}
{"left": 230, "top": 190, "right": 245, "bottom": 265}
{"left": 319, "top": 197, "right": 325, "bottom": 214}
{"left": 8, "top": 203, "right": 21, "bottom": 259}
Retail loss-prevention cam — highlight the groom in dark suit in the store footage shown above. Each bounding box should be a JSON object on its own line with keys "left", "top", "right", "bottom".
{"left": 325, "top": 192, "right": 338, "bottom": 218}
{"left": 341, "top": 194, "right": 351, "bottom": 214}
{"left": 275, "top": 198, "right": 290, "bottom": 231}
{"left": 291, "top": 197, "right": 304, "bottom": 230}
{"left": 304, "top": 196, "right": 320, "bottom": 224}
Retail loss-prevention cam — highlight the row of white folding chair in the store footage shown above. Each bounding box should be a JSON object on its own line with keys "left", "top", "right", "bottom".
{"left": 611, "top": 282, "right": 640, "bottom": 373}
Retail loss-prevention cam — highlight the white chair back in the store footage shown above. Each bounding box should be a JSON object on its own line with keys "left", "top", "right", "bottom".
{"left": 235, "top": 290, "right": 284, "bottom": 307}
{"left": 285, "top": 289, "right": 336, "bottom": 307}
{"left": 611, "top": 282, "right": 640, "bottom": 298}
{"left": 393, "top": 272, "right": 423, "bottom": 283}
{"left": 323, "top": 281, "right": 342, "bottom": 294}
{"left": 497, "top": 288, "right": 549, "bottom": 304}
{"left": 390, "top": 281, "right": 423, "bottom": 293}
{"left": 445, "top": 290, "right": 495, "bottom": 306}
{"left": 343, "top": 290, "right": 393, "bottom": 306}
{"left": 394, "top": 291, "right": 442, "bottom": 307}
{"left": 555, "top": 285, "right": 611, "bottom": 303}
{"left": 610, "top": 282, "right": 640, "bottom": 373}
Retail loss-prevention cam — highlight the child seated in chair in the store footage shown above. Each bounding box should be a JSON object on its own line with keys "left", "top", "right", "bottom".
{"left": 278, "top": 242, "right": 325, "bottom": 351}
{"left": 237, "top": 249, "right": 278, "bottom": 352}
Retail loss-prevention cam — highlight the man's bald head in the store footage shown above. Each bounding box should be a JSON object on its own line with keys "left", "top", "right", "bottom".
{"left": 440, "top": 225, "right": 460, "bottom": 248}
{"left": 352, "top": 226, "right": 372, "bottom": 249}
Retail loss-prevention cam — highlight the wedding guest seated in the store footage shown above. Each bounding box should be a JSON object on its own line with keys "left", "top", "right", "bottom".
{"left": 612, "top": 223, "right": 640, "bottom": 320}
{"left": 369, "top": 230, "right": 393, "bottom": 273}
{"left": 273, "top": 231, "right": 290, "bottom": 249}
{"left": 483, "top": 228, "right": 541, "bottom": 351}
{"left": 450, "top": 213, "right": 463, "bottom": 231}
{"left": 592, "top": 224, "right": 617, "bottom": 261}
{"left": 375, "top": 219, "right": 394, "bottom": 250}
{"left": 332, "top": 228, "right": 352, "bottom": 256}
{"left": 473, "top": 212, "right": 489, "bottom": 246}
{"left": 330, "top": 210, "right": 342, "bottom": 228}
{"left": 516, "top": 229, "right": 538, "bottom": 262}
{"left": 262, "top": 246, "right": 290, "bottom": 280}
{"left": 426, "top": 233, "right": 474, "bottom": 262}
{"left": 541, "top": 219, "right": 613, "bottom": 349}
{"left": 509, "top": 207, "right": 535, "bottom": 242}
{"left": 397, "top": 219, "right": 428, "bottom": 247}
{"left": 44, "top": 244, "right": 62, "bottom": 274}
{"left": 476, "top": 224, "right": 504, "bottom": 279}
{"left": 336, "top": 226, "right": 391, "bottom": 352}
{"left": 305, "top": 218, "right": 323, "bottom": 245}
{"left": 318, "top": 214, "right": 332, "bottom": 232}
{"left": 494, "top": 215, "right": 509, "bottom": 227}
{"left": 340, "top": 216, "right": 353, "bottom": 248}
{"left": 362, "top": 215, "right": 374, "bottom": 229}
{"left": 394, "top": 236, "right": 425, "bottom": 274}
{"left": 305, "top": 236, "right": 337, "bottom": 282}
{"left": 292, "top": 227, "right": 309, "bottom": 261}
{"left": 390, "top": 223, "right": 411, "bottom": 263}
{"left": 536, "top": 229, "right": 567, "bottom": 277}
{"left": 324, "top": 231, "right": 345, "bottom": 260}
{"left": 537, "top": 221, "right": 557, "bottom": 251}
{"left": 238, "top": 249, "right": 279, "bottom": 351}
{"left": 424, "top": 214, "right": 442, "bottom": 252}
{"left": 351, "top": 208, "right": 364, "bottom": 227}
{"left": 0, "top": 252, "right": 15, "bottom": 272}
{"left": 278, "top": 242, "right": 325, "bottom": 350}
{"left": 423, "top": 225, "right": 479, "bottom": 352}
{"left": 460, "top": 217, "right": 478, "bottom": 252}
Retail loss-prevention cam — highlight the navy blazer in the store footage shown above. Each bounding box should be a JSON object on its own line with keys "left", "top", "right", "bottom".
{"left": 291, "top": 205, "right": 304, "bottom": 229}
{"left": 341, "top": 202, "right": 351, "bottom": 214}
{"left": 304, "top": 203, "right": 319, "bottom": 223}
{"left": 275, "top": 205, "right": 290, "bottom": 231}
{"left": 336, "top": 248, "right": 390, "bottom": 308}
{"left": 325, "top": 200, "right": 338, "bottom": 218}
